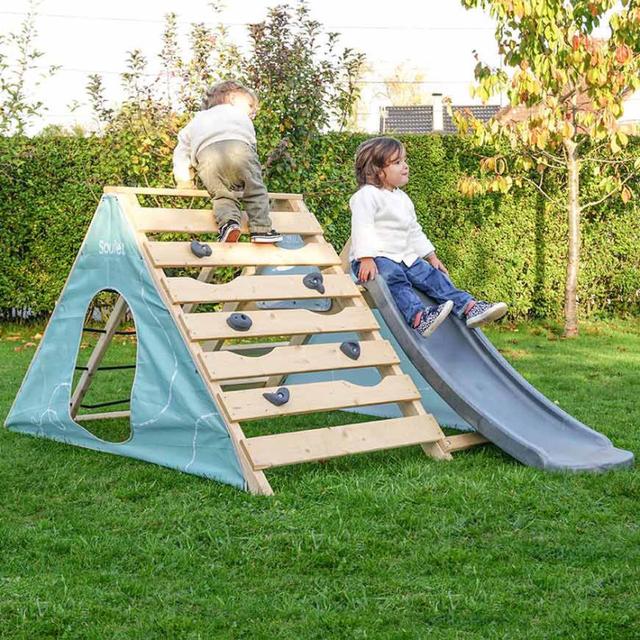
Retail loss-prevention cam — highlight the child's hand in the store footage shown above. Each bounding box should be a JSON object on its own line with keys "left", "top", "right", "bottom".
{"left": 427, "top": 253, "right": 449, "bottom": 276}
{"left": 176, "top": 180, "right": 195, "bottom": 190}
{"left": 358, "top": 257, "right": 377, "bottom": 282}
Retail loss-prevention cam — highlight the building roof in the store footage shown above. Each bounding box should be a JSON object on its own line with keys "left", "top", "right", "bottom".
{"left": 380, "top": 104, "right": 501, "bottom": 134}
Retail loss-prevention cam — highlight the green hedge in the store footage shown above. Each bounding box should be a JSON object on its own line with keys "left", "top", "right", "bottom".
{"left": 1, "top": 133, "right": 639, "bottom": 318}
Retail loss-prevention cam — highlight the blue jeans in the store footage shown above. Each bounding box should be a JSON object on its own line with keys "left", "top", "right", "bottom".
{"left": 353, "top": 257, "right": 474, "bottom": 326}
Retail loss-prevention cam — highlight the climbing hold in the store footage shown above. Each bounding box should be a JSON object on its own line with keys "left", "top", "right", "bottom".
{"left": 190, "top": 239, "right": 212, "bottom": 258}
{"left": 340, "top": 341, "right": 361, "bottom": 360}
{"left": 263, "top": 387, "right": 290, "bottom": 406}
{"left": 226, "top": 313, "right": 252, "bottom": 331}
{"left": 302, "top": 272, "right": 325, "bottom": 294}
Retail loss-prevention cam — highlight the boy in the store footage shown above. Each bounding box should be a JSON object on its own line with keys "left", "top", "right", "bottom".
{"left": 173, "top": 80, "right": 282, "bottom": 255}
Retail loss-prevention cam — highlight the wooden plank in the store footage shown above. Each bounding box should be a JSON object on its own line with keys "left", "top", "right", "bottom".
{"left": 104, "top": 186, "right": 302, "bottom": 199}
{"left": 242, "top": 415, "right": 443, "bottom": 469}
{"left": 218, "top": 374, "right": 420, "bottom": 421}
{"left": 201, "top": 340, "right": 400, "bottom": 380}
{"left": 132, "top": 208, "right": 323, "bottom": 235}
{"left": 74, "top": 411, "right": 131, "bottom": 422}
{"left": 69, "top": 296, "right": 128, "bottom": 417}
{"left": 145, "top": 241, "right": 340, "bottom": 268}
{"left": 165, "top": 274, "right": 358, "bottom": 304}
{"left": 441, "top": 433, "right": 489, "bottom": 453}
{"left": 183, "top": 307, "right": 379, "bottom": 341}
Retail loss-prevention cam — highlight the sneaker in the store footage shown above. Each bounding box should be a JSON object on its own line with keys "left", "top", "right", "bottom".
{"left": 415, "top": 300, "right": 454, "bottom": 337}
{"left": 250, "top": 229, "right": 283, "bottom": 244}
{"left": 190, "top": 239, "right": 212, "bottom": 258}
{"left": 465, "top": 300, "right": 508, "bottom": 329}
{"left": 218, "top": 221, "right": 241, "bottom": 243}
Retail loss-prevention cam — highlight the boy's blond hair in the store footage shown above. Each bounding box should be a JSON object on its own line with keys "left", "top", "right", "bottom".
{"left": 203, "top": 80, "right": 258, "bottom": 111}
{"left": 354, "top": 136, "right": 404, "bottom": 188}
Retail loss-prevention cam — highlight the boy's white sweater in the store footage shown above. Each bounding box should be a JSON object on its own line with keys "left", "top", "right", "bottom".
{"left": 172, "top": 104, "right": 257, "bottom": 183}
{"left": 349, "top": 184, "right": 435, "bottom": 266}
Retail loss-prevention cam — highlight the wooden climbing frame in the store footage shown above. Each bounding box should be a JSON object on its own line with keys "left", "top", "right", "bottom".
{"left": 74, "top": 186, "right": 485, "bottom": 495}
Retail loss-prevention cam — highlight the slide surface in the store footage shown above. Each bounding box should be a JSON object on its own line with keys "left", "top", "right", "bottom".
{"left": 365, "top": 278, "right": 634, "bottom": 471}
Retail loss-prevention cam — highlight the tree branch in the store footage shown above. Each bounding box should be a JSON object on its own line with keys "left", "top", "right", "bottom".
{"left": 521, "top": 174, "right": 563, "bottom": 208}
{"left": 581, "top": 170, "right": 639, "bottom": 211}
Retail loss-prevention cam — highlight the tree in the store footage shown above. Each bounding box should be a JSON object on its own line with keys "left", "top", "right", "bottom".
{"left": 0, "top": 0, "right": 58, "bottom": 135}
{"left": 380, "top": 62, "right": 430, "bottom": 106}
{"left": 244, "top": 1, "right": 365, "bottom": 184}
{"left": 456, "top": 0, "right": 640, "bottom": 336}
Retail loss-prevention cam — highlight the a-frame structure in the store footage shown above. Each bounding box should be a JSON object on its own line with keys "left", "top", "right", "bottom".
{"left": 6, "top": 187, "right": 483, "bottom": 495}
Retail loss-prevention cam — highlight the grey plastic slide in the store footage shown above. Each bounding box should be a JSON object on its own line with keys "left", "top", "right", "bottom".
{"left": 365, "top": 277, "right": 634, "bottom": 472}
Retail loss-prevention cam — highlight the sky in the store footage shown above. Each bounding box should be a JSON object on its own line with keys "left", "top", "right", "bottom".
{"left": 3, "top": 0, "right": 640, "bottom": 133}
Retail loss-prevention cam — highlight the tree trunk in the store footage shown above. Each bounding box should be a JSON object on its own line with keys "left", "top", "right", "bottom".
{"left": 564, "top": 139, "right": 580, "bottom": 337}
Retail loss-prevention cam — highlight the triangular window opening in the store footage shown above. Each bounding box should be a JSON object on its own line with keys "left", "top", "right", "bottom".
{"left": 70, "top": 290, "right": 136, "bottom": 443}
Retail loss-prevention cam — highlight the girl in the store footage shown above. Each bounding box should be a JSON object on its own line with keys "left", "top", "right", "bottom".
{"left": 349, "top": 136, "right": 507, "bottom": 337}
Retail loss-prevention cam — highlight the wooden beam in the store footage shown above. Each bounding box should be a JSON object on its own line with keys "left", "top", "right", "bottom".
{"left": 242, "top": 414, "right": 442, "bottom": 469}
{"left": 145, "top": 241, "right": 340, "bottom": 268}
{"left": 182, "top": 307, "right": 379, "bottom": 341}
{"left": 164, "top": 273, "right": 358, "bottom": 304}
{"left": 74, "top": 411, "right": 131, "bottom": 422}
{"left": 132, "top": 208, "right": 323, "bottom": 235}
{"left": 104, "top": 186, "right": 303, "bottom": 199}
{"left": 200, "top": 340, "right": 400, "bottom": 380}
{"left": 441, "top": 432, "right": 489, "bottom": 453}
{"left": 218, "top": 375, "right": 420, "bottom": 421}
{"left": 70, "top": 296, "right": 129, "bottom": 417}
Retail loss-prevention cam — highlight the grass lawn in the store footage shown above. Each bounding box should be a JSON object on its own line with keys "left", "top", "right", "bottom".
{"left": 1, "top": 319, "right": 639, "bottom": 639}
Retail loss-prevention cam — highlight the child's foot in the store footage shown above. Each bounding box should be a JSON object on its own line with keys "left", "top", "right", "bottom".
{"left": 465, "top": 301, "right": 508, "bottom": 329}
{"left": 415, "top": 300, "right": 454, "bottom": 337}
{"left": 190, "top": 239, "right": 212, "bottom": 258}
{"left": 218, "top": 221, "right": 241, "bottom": 243}
{"left": 250, "top": 229, "right": 283, "bottom": 244}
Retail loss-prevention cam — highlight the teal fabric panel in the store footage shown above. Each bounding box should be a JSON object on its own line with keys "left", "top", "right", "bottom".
{"left": 5, "top": 195, "right": 245, "bottom": 490}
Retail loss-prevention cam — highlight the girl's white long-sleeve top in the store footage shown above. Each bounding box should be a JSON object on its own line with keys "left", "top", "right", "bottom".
{"left": 348, "top": 184, "right": 435, "bottom": 266}
{"left": 172, "top": 104, "right": 257, "bottom": 183}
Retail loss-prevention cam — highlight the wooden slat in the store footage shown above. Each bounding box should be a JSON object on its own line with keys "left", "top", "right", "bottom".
{"left": 74, "top": 411, "right": 131, "bottom": 422}
{"left": 242, "top": 415, "right": 442, "bottom": 469}
{"left": 183, "top": 307, "right": 378, "bottom": 341}
{"left": 218, "top": 375, "right": 419, "bottom": 421}
{"left": 145, "top": 241, "right": 340, "bottom": 268}
{"left": 165, "top": 274, "right": 359, "bottom": 304}
{"left": 104, "top": 186, "right": 303, "bottom": 199}
{"left": 132, "top": 208, "right": 323, "bottom": 235}
{"left": 441, "top": 433, "right": 489, "bottom": 452}
{"left": 201, "top": 340, "right": 400, "bottom": 380}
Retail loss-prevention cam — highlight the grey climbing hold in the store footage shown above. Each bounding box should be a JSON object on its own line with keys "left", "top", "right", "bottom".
{"left": 263, "top": 387, "right": 290, "bottom": 406}
{"left": 340, "top": 341, "right": 361, "bottom": 360}
{"left": 190, "top": 239, "right": 212, "bottom": 258}
{"left": 226, "top": 313, "right": 252, "bottom": 331}
{"left": 303, "top": 272, "right": 325, "bottom": 294}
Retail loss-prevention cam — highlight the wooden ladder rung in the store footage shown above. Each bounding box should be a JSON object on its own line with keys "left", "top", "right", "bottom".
{"left": 201, "top": 340, "right": 400, "bottom": 380}
{"left": 164, "top": 273, "right": 359, "bottom": 304}
{"left": 132, "top": 209, "right": 323, "bottom": 235}
{"left": 241, "top": 415, "right": 442, "bottom": 469}
{"left": 145, "top": 241, "right": 340, "bottom": 268}
{"left": 218, "top": 375, "right": 420, "bottom": 421}
{"left": 183, "top": 307, "right": 379, "bottom": 341}
{"left": 104, "top": 186, "right": 303, "bottom": 199}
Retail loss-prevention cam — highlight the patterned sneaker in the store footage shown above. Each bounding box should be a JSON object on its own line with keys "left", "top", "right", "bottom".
{"left": 218, "top": 221, "right": 241, "bottom": 243}
{"left": 250, "top": 229, "right": 283, "bottom": 244}
{"left": 190, "top": 239, "right": 212, "bottom": 258}
{"left": 415, "top": 300, "right": 454, "bottom": 337}
{"left": 465, "top": 301, "right": 508, "bottom": 329}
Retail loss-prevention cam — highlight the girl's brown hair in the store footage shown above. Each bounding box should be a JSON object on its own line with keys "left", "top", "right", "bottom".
{"left": 354, "top": 136, "right": 404, "bottom": 187}
{"left": 203, "top": 80, "right": 258, "bottom": 110}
